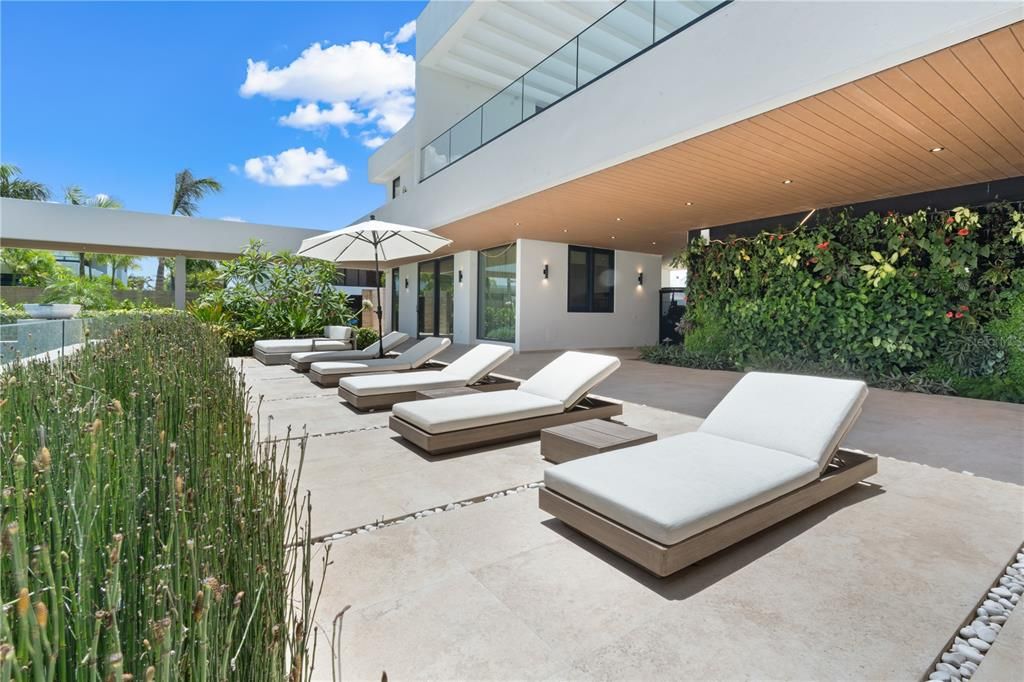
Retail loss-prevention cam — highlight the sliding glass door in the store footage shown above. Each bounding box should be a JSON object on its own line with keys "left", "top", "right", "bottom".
{"left": 417, "top": 256, "right": 454, "bottom": 337}
{"left": 478, "top": 243, "right": 516, "bottom": 342}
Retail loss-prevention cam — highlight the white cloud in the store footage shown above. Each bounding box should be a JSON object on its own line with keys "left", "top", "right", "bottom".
{"left": 361, "top": 135, "right": 387, "bottom": 149}
{"left": 228, "top": 163, "right": 239, "bottom": 174}
{"left": 386, "top": 20, "right": 416, "bottom": 47}
{"left": 243, "top": 147, "right": 349, "bottom": 187}
{"left": 220, "top": 216, "right": 245, "bottom": 222}
{"left": 279, "top": 101, "right": 363, "bottom": 131}
{"left": 240, "top": 27, "right": 416, "bottom": 144}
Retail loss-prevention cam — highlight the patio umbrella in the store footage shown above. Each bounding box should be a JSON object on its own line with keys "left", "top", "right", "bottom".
{"left": 297, "top": 215, "right": 453, "bottom": 358}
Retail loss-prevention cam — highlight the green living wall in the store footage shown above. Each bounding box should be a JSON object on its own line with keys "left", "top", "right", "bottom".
{"left": 649, "top": 203, "right": 1024, "bottom": 403}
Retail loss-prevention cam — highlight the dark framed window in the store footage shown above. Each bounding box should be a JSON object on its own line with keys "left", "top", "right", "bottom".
{"left": 567, "top": 246, "right": 614, "bottom": 313}
{"left": 477, "top": 243, "right": 516, "bottom": 342}
{"left": 334, "top": 268, "right": 382, "bottom": 288}
{"left": 391, "top": 176, "right": 401, "bottom": 199}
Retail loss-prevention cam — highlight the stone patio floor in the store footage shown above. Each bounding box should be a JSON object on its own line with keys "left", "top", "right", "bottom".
{"left": 232, "top": 349, "right": 1024, "bottom": 681}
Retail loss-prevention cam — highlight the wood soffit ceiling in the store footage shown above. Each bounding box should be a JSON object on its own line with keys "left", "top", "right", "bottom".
{"left": 414, "top": 21, "right": 1024, "bottom": 263}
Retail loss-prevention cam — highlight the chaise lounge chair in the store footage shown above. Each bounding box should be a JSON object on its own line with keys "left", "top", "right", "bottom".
{"left": 289, "top": 331, "right": 409, "bottom": 372}
{"left": 252, "top": 326, "right": 353, "bottom": 365}
{"left": 539, "top": 372, "right": 876, "bottom": 577}
{"left": 389, "top": 351, "right": 623, "bottom": 455}
{"left": 307, "top": 336, "right": 451, "bottom": 387}
{"left": 337, "top": 343, "right": 517, "bottom": 411}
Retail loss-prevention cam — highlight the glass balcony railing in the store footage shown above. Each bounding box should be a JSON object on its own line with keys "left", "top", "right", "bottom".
{"left": 420, "top": 0, "right": 729, "bottom": 180}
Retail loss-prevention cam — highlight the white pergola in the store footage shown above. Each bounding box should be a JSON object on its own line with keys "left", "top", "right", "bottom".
{"left": 0, "top": 198, "right": 328, "bottom": 308}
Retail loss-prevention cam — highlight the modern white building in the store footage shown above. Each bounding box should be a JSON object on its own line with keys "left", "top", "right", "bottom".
{"left": 363, "top": 0, "right": 1024, "bottom": 351}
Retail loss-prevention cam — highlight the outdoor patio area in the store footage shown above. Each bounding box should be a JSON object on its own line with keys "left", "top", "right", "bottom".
{"left": 234, "top": 348, "right": 1024, "bottom": 681}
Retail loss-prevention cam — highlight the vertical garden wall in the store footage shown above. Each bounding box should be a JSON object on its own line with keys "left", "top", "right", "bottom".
{"left": 645, "top": 203, "right": 1024, "bottom": 403}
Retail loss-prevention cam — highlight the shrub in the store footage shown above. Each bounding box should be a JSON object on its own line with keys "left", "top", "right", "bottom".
{"left": 639, "top": 344, "right": 735, "bottom": 371}
{"left": 355, "top": 326, "right": 381, "bottom": 350}
{"left": 0, "top": 316, "right": 323, "bottom": 680}
{"left": 666, "top": 203, "right": 1024, "bottom": 402}
{"left": 40, "top": 276, "right": 117, "bottom": 310}
{"left": 205, "top": 240, "right": 352, "bottom": 340}
{"left": 0, "top": 299, "right": 28, "bottom": 324}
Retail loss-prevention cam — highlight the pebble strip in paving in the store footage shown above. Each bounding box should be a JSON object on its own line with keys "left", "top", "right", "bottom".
{"left": 928, "top": 547, "right": 1024, "bottom": 680}
{"left": 314, "top": 481, "right": 544, "bottom": 543}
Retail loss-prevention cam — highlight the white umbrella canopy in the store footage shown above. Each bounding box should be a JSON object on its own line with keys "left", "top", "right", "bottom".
{"left": 297, "top": 216, "right": 453, "bottom": 357}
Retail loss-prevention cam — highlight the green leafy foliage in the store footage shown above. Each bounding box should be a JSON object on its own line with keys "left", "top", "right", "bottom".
{"left": 355, "top": 326, "right": 381, "bottom": 350}
{"left": 659, "top": 202, "right": 1024, "bottom": 402}
{"left": 40, "top": 275, "right": 118, "bottom": 309}
{"left": 0, "top": 248, "right": 59, "bottom": 286}
{"left": 0, "top": 316, "right": 323, "bottom": 680}
{"left": 192, "top": 240, "right": 352, "bottom": 355}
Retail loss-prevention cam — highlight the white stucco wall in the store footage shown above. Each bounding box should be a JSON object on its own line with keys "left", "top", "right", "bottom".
{"left": 363, "top": 1, "right": 1022, "bottom": 230}
{"left": 515, "top": 239, "right": 661, "bottom": 352}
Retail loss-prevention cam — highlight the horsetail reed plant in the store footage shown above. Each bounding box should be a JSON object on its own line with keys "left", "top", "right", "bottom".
{"left": 1, "top": 316, "right": 324, "bottom": 680}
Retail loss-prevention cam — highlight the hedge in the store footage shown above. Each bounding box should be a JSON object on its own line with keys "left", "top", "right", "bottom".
{"left": 651, "top": 202, "right": 1024, "bottom": 403}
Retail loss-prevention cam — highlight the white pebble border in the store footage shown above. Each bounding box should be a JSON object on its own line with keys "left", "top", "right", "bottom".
{"left": 927, "top": 547, "right": 1024, "bottom": 681}
{"left": 314, "top": 481, "right": 543, "bottom": 543}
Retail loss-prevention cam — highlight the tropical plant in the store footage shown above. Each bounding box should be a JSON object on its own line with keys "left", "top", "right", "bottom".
{"left": 0, "top": 315, "right": 324, "bottom": 680}
{"left": 189, "top": 240, "right": 351, "bottom": 355}
{"left": 0, "top": 248, "right": 59, "bottom": 286}
{"left": 156, "top": 170, "right": 223, "bottom": 290}
{"left": 659, "top": 202, "right": 1024, "bottom": 402}
{"left": 0, "top": 163, "right": 50, "bottom": 201}
{"left": 41, "top": 276, "right": 117, "bottom": 309}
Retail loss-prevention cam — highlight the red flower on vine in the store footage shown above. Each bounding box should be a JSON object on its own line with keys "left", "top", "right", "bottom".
{"left": 945, "top": 311, "right": 954, "bottom": 318}
{"left": 777, "top": 234, "right": 784, "bottom": 241}
{"left": 955, "top": 312, "right": 964, "bottom": 319}
{"left": 817, "top": 241, "right": 829, "bottom": 250}
{"left": 768, "top": 235, "right": 775, "bottom": 241}
{"left": 960, "top": 305, "right": 969, "bottom": 312}
{"left": 946, "top": 216, "right": 955, "bottom": 225}
{"left": 957, "top": 228, "right": 970, "bottom": 236}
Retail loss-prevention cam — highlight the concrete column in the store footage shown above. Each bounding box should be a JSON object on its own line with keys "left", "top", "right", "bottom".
{"left": 174, "top": 255, "right": 186, "bottom": 309}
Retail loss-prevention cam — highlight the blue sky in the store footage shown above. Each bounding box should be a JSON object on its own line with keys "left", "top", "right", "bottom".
{"left": 1, "top": 0, "right": 426, "bottom": 233}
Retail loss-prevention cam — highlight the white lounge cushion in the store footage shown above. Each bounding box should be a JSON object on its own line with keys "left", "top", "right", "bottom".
{"left": 254, "top": 338, "right": 350, "bottom": 354}
{"left": 518, "top": 351, "right": 621, "bottom": 407}
{"left": 698, "top": 372, "right": 868, "bottom": 470}
{"left": 440, "top": 344, "right": 514, "bottom": 383}
{"left": 544, "top": 432, "right": 820, "bottom": 545}
{"left": 310, "top": 358, "right": 413, "bottom": 376}
{"left": 324, "top": 326, "right": 352, "bottom": 340}
{"left": 393, "top": 391, "right": 563, "bottom": 434}
{"left": 291, "top": 331, "right": 408, "bottom": 364}
{"left": 338, "top": 371, "right": 465, "bottom": 397}
{"left": 311, "top": 336, "right": 449, "bottom": 377}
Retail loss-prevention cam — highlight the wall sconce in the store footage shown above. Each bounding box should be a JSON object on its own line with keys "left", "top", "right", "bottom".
{"left": 543, "top": 264, "right": 549, "bottom": 279}
{"left": 404, "top": 278, "right": 409, "bottom": 289}
{"left": 637, "top": 272, "right": 644, "bottom": 286}
{"left": 458, "top": 269, "right": 463, "bottom": 283}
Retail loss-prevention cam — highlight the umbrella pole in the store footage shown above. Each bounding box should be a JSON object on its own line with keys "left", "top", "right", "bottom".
{"left": 374, "top": 247, "right": 385, "bottom": 359}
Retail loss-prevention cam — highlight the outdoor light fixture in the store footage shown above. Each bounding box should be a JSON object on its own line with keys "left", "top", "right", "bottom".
{"left": 543, "top": 264, "right": 549, "bottom": 279}
{"left": 929, "top": 146, "right": 945, "bottom": 152}
{"left": 637, "top": 272, "right": 644, "bottom": 286}
{"left": 458, "top": 269, "right": 463, "bottom": 283}
{"left": 404, "top": 278, "right": 409, "bottom": 289}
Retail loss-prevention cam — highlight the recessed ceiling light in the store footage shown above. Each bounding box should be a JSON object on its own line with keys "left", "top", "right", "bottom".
{"left": 563, "top": 228, "right": 568, "bottom": 233}
{"left": 929, "top": 146, "right": 945, "bottom": 153}
{"left": 616, "top": 217, "right": 622, "bottom": 221}
{"left": 782, "top": 179, "right": 793, "bottom": 185}
{"left": 514, "top": 222, "right": 520, "bottom": 226}
{"left": 611, "top": 236, "right": 616, "bottom": 239}
{"left": 685, "top": 202, "right": 693, "bottom": 206}
{"left": 651, "top": 241, "right": 657, "bottom": 245}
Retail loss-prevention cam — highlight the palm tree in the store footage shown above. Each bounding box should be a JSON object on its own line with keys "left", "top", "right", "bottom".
{"left": 0, "top": 164, "right": 50, "bottom": 201}
{"left": 101, "top": 253, "right": 140, "bottom": 290}
{"left": 64, "top": 186, "right": 123, "bottom": 276}
{"left": 156, "top": 169, "right": 222, "bottom": 290}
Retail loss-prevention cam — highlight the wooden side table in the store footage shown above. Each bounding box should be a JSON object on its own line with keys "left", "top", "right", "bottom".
{"left": 415, "top": 386, "right": 480, "bottom": 400}
{"left": 541, "top": 419, "right": 657, "bottom": 464}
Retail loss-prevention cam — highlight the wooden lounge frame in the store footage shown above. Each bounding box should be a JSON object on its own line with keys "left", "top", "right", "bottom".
{"left": 539, "top": 449, "right": 878, "bottom": 577}
{"left": 337, "top": 374, "right": 521, "bottom": 411}
{"left": 308, "top": 360, "right": 444, "bottom": 388}
{"left": 389, "top": 395, "right": 623, "bottom": 455}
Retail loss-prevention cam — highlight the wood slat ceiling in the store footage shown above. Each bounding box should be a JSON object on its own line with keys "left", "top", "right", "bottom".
{"left": 423, "top": 22, "right": 1024, "bottom": 261}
